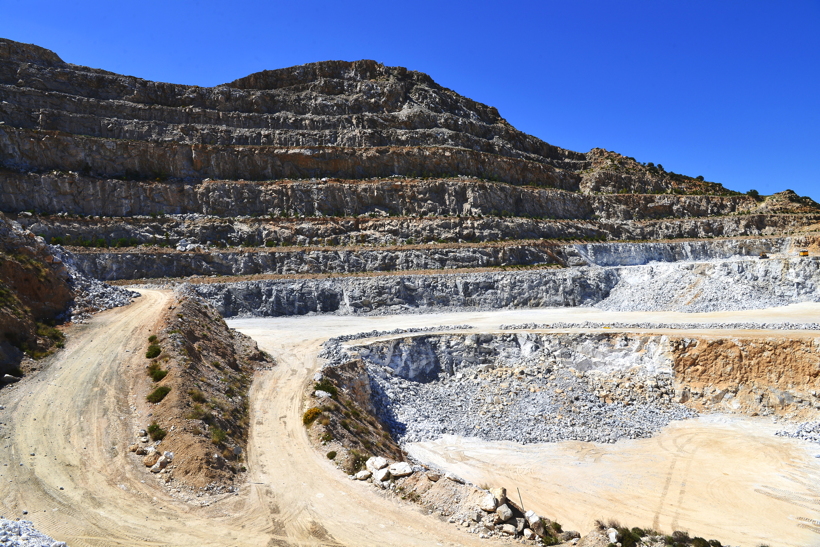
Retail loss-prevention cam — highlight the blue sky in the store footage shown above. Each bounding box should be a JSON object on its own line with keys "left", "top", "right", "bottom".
{"left": 3, "top": 0, "right": 818, "bottom": 201}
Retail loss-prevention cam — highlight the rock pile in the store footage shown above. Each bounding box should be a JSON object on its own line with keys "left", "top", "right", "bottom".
{"left": 128, "top": 429, "right": 175, "bottom": 474}
{"left": 368, "top": 358, "right": 695, "bottom": 445}
{"left": 502, "top": 320, "right": 820, "bottom": 332}
{"left": 776, "top": 421, "right": 820, "bottom": 445}
{"left": 0, "top": 518, "right": 67, "bottom": 547}
{"left": 48, "top": 245, "right": 138, "bottom": 322}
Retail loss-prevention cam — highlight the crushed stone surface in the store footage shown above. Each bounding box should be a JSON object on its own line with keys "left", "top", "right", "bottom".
{"left": 0, "top": 519, "right": 67, "bottom": 547}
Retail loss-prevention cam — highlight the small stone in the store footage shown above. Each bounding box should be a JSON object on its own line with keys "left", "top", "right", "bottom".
{"left": 143, "top": 452, "right": 160, "bottom": 467}
{"left": 426, "top": 472, "right": 440, "bottom": 482}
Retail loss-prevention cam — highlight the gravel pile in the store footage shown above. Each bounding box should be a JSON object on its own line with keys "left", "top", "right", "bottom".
{"left": 0, "top": 519, "right": 66, "bottom": 547}
{"left": 502, "top": 321, "right": 820, "bottom": 331}
{"left": 776, "top": 422, "right": 820, "bottom": 445}
{"left": 367, "top": 358, "right": 696, "bottom": 445}
{"left": 597, "top": 258, "right": 820, "bottom": 313}
{"left": 49, "top": 246, "right": 139, "bottom": 322}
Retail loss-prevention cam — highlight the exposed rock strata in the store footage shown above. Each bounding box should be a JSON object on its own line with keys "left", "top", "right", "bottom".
{"left": 64, "top": 238, "right": 788, "bottom": 281}
{"left": 0, "top": 170, "right": 760, "bottom": 218}
{"left": 18, "top": 212, "right": 819, "bottom": 250}
{"left": 195, "top": 256, "right": 820, "bottom": 317}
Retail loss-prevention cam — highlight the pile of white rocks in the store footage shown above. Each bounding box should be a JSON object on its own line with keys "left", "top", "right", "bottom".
{"left": 369, "top": 360, "right": 696, "bottom": 445}
{"left": 48, "top": 245, "right": 138, "bottom": 322}
{"left": 0, "top": 519, "right": 67, "bottom": 547}
{"left": 776, "top": 421, "right": 820, "bottom": 445}
{"left": 352, "top": 456, "right": 416, "bottom": 486}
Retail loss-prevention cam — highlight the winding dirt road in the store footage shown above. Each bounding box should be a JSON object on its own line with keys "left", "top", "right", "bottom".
{"left": 1, "top": 293, "right": 819, "bottom": 546}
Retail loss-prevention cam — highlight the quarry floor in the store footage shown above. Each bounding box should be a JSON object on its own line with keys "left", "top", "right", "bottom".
{"left": 0, "top": 293, "right": 819, "bottom": 546}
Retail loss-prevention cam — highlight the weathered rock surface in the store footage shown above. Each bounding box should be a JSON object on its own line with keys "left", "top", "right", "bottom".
{"left": 195, "top": 256, "right": 820, "bottom": 317}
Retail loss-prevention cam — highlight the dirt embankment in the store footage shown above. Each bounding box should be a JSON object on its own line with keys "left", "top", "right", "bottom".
{"left": 672, "top": 335, "right": 820, "bottom": 418}
{"left": 129, "top": 285, "right": 273, "bottom": 488}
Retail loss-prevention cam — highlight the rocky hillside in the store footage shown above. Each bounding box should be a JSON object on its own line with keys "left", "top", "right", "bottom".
{"left": 0, "top": 210, "right": 136, "bottom": 378}
{"left": 1, "top": 37, "right": 818, "bottom": 283}
{"left": 0, "top": 212, "right": 71, "bottom": 372}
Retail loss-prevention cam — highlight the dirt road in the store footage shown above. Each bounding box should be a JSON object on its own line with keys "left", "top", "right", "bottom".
{"left": 2, "top": 296, "right": 820, "bottom": 546}
{"left": 0, "top": 291, "right": 487, "bottom": 547}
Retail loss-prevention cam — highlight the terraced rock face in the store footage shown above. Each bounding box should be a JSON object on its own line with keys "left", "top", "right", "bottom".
{"left": 1, "top": 37, "right": 819, "bottom": 283}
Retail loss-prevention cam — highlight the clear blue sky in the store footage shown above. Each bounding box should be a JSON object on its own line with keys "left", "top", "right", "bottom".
{"left": 3, "top": 0, "right": 818, "bottom": 201}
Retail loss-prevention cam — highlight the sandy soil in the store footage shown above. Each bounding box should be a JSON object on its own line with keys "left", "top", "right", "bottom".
{"left": 407, "top": 418, "right": 820, "bottom": 547}
{"left": 1, "top": 298, "right": 820, "bottom": 546}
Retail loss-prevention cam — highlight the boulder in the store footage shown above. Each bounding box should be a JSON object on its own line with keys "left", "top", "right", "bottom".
{"left": 134, "top": 446, "right": 147, "bottom": 456}
{"left": 607, "top": 528, "right": 619, "bottom": 543}
{"left": 494, "top": 504, "right": 513, "bottom": 523}
{"left": 500, "top": 523, "right": 517, "bottom": 535}
{"left": 128, "top": 444, "right": 138, "bottom": 453}
{"left": 525, "top": 510, "right": 546, "bottom": 537}
{"left": 355, "top": 470, "right": 372, "bottom": 481}
{"left": 515, "top": 518, "right": 526, "bottom": 533}
{"left": 143, "top": 451, "right": 160, "bottom": 467}
{"left": 2, "top": 374, "right": 20, "bottom": 384}
{"left": 478, "top": 492, "right": 498, "bottom": 512}
{"left": 373, "top": 467, "right": 390, "bottom": 482}
{"left": 388, "top": 462, "right": 413, "bottom": 477}
{"left": 445, "top": 472, "right": 464, "bottom": 484}
{"left": 426, "top": 472, "right": 441, "bottom": 482}
{"left": 523, "top": 528, "right": 535, "bottom": 540}
{"left": 490, "top": 487, "right": 507, "bottom": 506}
{"left": 365, "top": 456, "right": 388, "bottom": 474}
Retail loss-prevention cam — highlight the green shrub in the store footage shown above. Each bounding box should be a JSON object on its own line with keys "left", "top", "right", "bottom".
{"left": 188, "top": 388, "right": 206, "bottom": 403}
{"left": 303, "top": 407, "right": 322, "bottom": 426}
{"left": 145, "top": 344, "right": 161, "bottom": 359}
{"left": 210, "top": 426, "right": 227, "bottom": 445}
{"left": 146, "top": 386, "right": 171, "bottom": 403}
{"left": 314, "top": 378, "right": 338, "bottom": 398}
{"left": 147, "top": 422, "right": 167, "bottom": 441}
{"left": 147, "top": 362, "right": 168, "bottom": 382}
{"left": 326, "top": 451, "right": 337, "bottom": 460}
{"left": 185, "top": 403, "right": 209, "bottom": 421}
{"left": 36, "top": 322, "right": 65, "bottom": 348}
{"left": 148, "top": 335, "right": 158, "bottom": 343}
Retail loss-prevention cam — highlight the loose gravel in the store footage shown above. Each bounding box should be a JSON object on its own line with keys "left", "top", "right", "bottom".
{"left": 322, "top": 329, "right": 697, "bottom": 446}
{"left": 502, "top": 321, "right": 820, "bottom": 331}
{"left": 368, "top": 356, "right": 696, "bottom": 445}
{"left": 776, "top": 422, "right": 820, "bottom": 445}
{"left": 0, "top": 519, "right": 66, "bottom": 547}
{"left": 50, "top": 246, "right": 139, "bottom": 322}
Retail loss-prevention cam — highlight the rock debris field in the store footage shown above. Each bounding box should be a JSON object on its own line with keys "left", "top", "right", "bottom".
{"left": 326, "top": 330, "right": 698, "bottom": 445}
{"left": 0, "top": 519, "right": 66, "bottom": 547}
